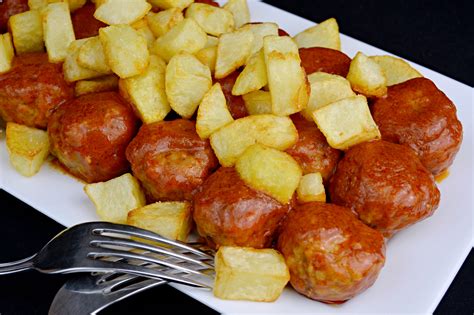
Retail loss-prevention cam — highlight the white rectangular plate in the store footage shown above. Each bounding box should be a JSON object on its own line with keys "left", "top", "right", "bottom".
{"left": 1, "top": 1, "right": 472, "bottom": 314}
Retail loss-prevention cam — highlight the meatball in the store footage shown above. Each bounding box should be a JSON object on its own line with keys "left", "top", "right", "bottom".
{"left": 71, "top": 2, "right": 107, "bottom": 39}
{"left": 214, "top": 71, "right": 248, "bottom": 119}
{"left": 278, "top": 202, "right": 385, "bottom": 303}
{"left": 278, "top": 28, "right": 290, "bottom": 36}
{"left": 194, "top": 0, "right": 219, "bottom": 6}
{"left": 286, "top": 115, "right": 341, "bottom": 181}
{"left": 194, "top": 167, "right": 291, "bottom": 249}
{"left": 0, "top": 53, "right": 74, "bottom": 129}
{"left": 48, "top": 92, "right": 139, "bottom": 183}
{"left": 0, "top": 0, "right": 28, "bottom": 33}
{"left": 330, "top": 140, "right": 440, "bottom": 237}
{"left": 126, "top": 119, "right": 218, "bottom": 202}
{"left": 299, "top": 47, "right": 351, "bottom": 77}
{"left": 371, "top": 77, "right": 462, "bottom": 175}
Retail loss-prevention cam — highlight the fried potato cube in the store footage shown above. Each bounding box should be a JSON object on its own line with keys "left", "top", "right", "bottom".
{"left": 242, "top": 90, "right": 272, "bottom": 115}
{"left": 210, "top": 114, "right": 298, "bottom": 167}
{"left": 119, "top": 55, "right": 170, "bottom": 124}
{"left": 28, "top": 0, "right": 48, "bottom": 10}
{"left": 370, "top": 55, "right": 423, "bottom": 86}
{"left": 347, "top": 52, "right": 387, "bottom": 97}
{"left": 195, "top": 46, "right": 217, "bottom": 73}
{"left": 215, "top": 28, "right": 254, "bottom": 79}
{"left": 293, "top": 17, "right": 341, "bottom": 50}
{"left": 75, "top": 75, "right": 118, "bottom": 96}
{"left": 84, "top": 173, "right": 146, "bottom": 224}
{"left": 232, "top": 50, "right": 267, "bottom": 96}
{"left": 264, "top": 35, "right": 309, "bottom": 116}
{"left": 146, "top": 8, "right": 183, "bottom": 37}
{"left": 148, "top": 0, "right": 192, "bottom": 10}
{"left": 166, "top": 52, "right": 212, "bottom": 118}
{"left": 223, "top": 0, "right": 250, "bottom": 28}
{"left": 152, "top": 18, "right": 207, "bottom": 62}
{"left": 127, "top": 201, "right": 192, "bottom": 242}
{"left": 214, "top": 246, "right": 290, "bottom": 302}
{"left": 94, "top": 0, "right": 151, "bottom": 25}
{"left": 63, "top": 39, "right": 104, "bottom": 82}
{"left": 0, "top": 33, "right": 14, "bottom": 74}
{"left": 42, "top": 3, "right": 76, "bottom": 63}
{"left": 47, "top": 0, "right": 87, "bottom": 11}
{"left": 132, "top": 20, "right": 155, "bottom": 49}
{"left": 236, "top": 144, "right": 302, "bottom": 204}
{"left": 312, "top": 95, "right": 381, "bottom": 150}
{"left": 196, "top": 83, "right": 234, "bottom": 139}
{"left": 8, "top": 10, "right": 44, "bottom": 54}
{"left": 240, "top": 22, "right": 279, "bottom": 56}
{"left": 185, "top": 3, "right": 234, "bottom": 36}
{"left": 99, "top": 24, "right": 149, "bottom": 78}
{"left": 300, "top": 72, "right": 355, "bottom": 120}
{"left": 77, "top": 36, "right": 112, "bottom": 74}
{"left": 205, "top": 35, "right": 218, "bottom": 48}
{"left": 5, "top": 122, "right": 50, "bottom": 177}
{"left": 297, "top": 172, "right": 326, "bottom": 203}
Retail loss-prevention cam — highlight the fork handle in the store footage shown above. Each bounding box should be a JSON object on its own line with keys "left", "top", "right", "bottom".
{"left": 0, "top": 254, "right": 35, "bottom": 275}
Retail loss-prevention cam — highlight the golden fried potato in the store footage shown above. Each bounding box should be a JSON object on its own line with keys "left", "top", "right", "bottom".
{"left": 232, "top": 50, "right": 267, "bottom": 96}
{"left": 370, "top": 55, "right": 423, "bottom": 86}
{"left": 240, "top": 22, "right": 279, "bottom": 56}
{"left": 297, "top": 172, "right": 326, "bottom": 203}
{"left": 215, "top": 28, "right": 254, "bottom": 79}
{"left": 205, "top": 35, "right": 218, "bottom": 48}
{"left": 347, "top": 52, "right": 387, "bottom": 97}
{"left": 6, "top": 122, "right": 50, "bottom": 177}
{"left": 127, "top": 201, "right": 192, "bottom": 242}
{"left": 84, "top": 173, "right": 146, "bottom": 224}
{"left": 165, "top": 52, "right": 212, "bottom": 118}
{"left": 214, "top": 246, "right": 290, "bottom": 302}
{"left": 146, "top": 8, "right": 183, "bottom": 37}
{"left": 94, "top": 0, "right": 151, "bottom": 25}
{"left": 242, "top": 90, "right": 272, "bottom": 115}
{"left": 133, "top": 20, "right": 155, "bottom": 49}
{"left": 77, "top": 36, "right": 112, "bottom": 74}
{"left": 185, "top": 3, "right": 234, "bottom": 36}
{"left": 148, "top": 0, "right": 192, "bottom": 10}
{"left": 46, "top": 0, "right": 87, "bottom": 11}
{"left": 119, "top": 55, "right": 170, "bottom": 124}
{"left": 223, "top": 0, "right": 250, "bottom": 28}
{"left": 28, "top": 0, "right": 48, "bottom": 10}
{"left": 293, "top": 17, "right": 340, "bottom": 50}
{"left": 195, "top": 46, "right": 217, "bottom": 73}
{"left": 42, "top": 3, "right": 76, "bottom": 63}
{"left": 8, "top": 10, "right": 44, "bottom": 54}
{"left": 312, "top": 95, "right": 381, "bottom": 150}
{"left": 0, "top": 33, "right": 14, "bottom": 74}
{"left": 63, "top": 39, "right": 104, "bottom": 82}
{"left": 74, "top": 75, "right": 118, "bottom": 96}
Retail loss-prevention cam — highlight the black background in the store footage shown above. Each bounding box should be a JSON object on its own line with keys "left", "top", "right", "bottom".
{"left": 0, "top": 0, "right": 472, "bottom": 314}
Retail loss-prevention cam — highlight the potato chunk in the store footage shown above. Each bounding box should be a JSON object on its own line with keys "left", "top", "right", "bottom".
{"left": 293, "top": 17, "right": 340, "bottom": 50}
{"left": 232, "top": 50, "right": 267, "bottom": 96}
{"left": 195, "top": 46, "right": 217, "bottom": 73}
{"left": 84, "top": 173, "right": 146, "bottom": 224}
{"left": 347, "top": 52, "right": 387, "bottom": 97}
{"left": 0, "top": 33, "right": 14, "bottom": 74}
{"left": 6, "top": 122, "right": 50, "bottom": 177}
{"left": 263, "top": 35, "right": 309, "bottom": 116}
{"left": 42, "top": 3, "right": 76, "bottom": 63}
{"left": 119, "top": 55, "right": 170, "bottom": 124}
{"left": 300, "top": 72, "right": 355, "bottom": 120}
{"left": 185, "top": 3, "right": 234, "bottom": 36}
{"left": 152, "top": 18, "right": 207, "bottom": 62}
{"left": 165, "top": 53, "right": 212, "bottom": 118}
{"left": 77, "top": 36, "right": 112, "bottom": 74}
{"left": 215, "top": 28, "right": 254, "bottom": 79}
{"left": 99, "top": 24, "right": 149, "bottom": 78}
{"left": 94, "top": 0, "right": 151, "bottom": 25}
{"left": 196, "top": 83, "right": 234, "bottom": 139}
{"left": 28, "top": 0, "right": 48, "bottom": 10}
{"left": 63, "top": 39, "right": 104, "bottom": 82}
{"left": 297, "top": 172, "right": 326, "bottom": 203}
{"left": 312, "top": 95, "right": 381, "bottom": 150}
{"left": 236, "top": 144, "right": 302, "bottom": 204}
{"left": 210, "top": 114, "right": 298, "bottom": 167}
{"left": 9, "top": 10, "right": 44, "bottom": 54}
{"left": 370, "top": 55, "right": 423, "bottom": 86}
{"left": 242, "top": 90, "right": 272, "bottom": 115}
{"left": 127, "top": 201, "right": 192, "bottom": 242}
{"left": 214, "top": 246, "right": 290, "bottom": 302}
{"left": 75, "top": 75, "right": 118, "bottom": 96}
{"left": 223, "top": 0, "right": 250, "bottom": 28}
{"left": 240, "top": 22, "right": 278, "bottom": 56}
{"left": 148, "top": 0, "right": 192, "bottom": 10}
{"left": 146, "top": 8, "right": 183, "bottom": 37}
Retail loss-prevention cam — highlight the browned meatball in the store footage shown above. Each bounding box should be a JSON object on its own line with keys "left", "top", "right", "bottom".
{"left": 299, "top": 47, "right": 351, "bottom": 77}
{"left": 278, "top": 202, "right": 385, "bottom": 303}
{"left": 286, "top": 115, "right": 341, "bottom": 181}
{"left": 71, "top": 2, "right": 107, "bottom": 39}
{"left": 371, "top": 78, "right": 463, "bottom": 175}
{"left": 0, "top": 0, "right": 29, "bottom": 33}
{"left": 126, "top": 119, "right": 218, "bottom": 202}
{"left": 330, "top": 140, "right": 440, "bottom": 237}
{"left": 48, "top": 92, "right": 139, "bottom": 183}
{"left": 214, "top": 71, "right": 248, "bottom": 119}
{"left": 0, "top": 53, "right": 74, "bottom": 129}
{"left": 194, "top": 167, "right": 291, "bottom": 249}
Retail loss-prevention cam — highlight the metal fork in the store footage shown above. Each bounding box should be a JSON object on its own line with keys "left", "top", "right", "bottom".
{"left": 0, "top": 222, "right": 215, "bottom": 288}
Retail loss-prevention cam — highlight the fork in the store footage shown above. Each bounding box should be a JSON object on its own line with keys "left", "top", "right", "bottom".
{"left": 0, "top": 222, "right": 215, "bottom": 288}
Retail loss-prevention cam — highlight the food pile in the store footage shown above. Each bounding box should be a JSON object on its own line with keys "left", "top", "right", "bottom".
{"left": 0, "top": 0, "right": 463, "bottom": 304}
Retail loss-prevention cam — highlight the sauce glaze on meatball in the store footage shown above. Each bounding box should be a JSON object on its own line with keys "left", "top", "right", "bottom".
{"left": 299, "top": 47, "right": 351, "bottom": 77}
{"left": 71, "top": 2, "right": 107, "bottom": 39}
{"left": 0, "top": 0, "right": 28, "bottom": 33}
{"left": 214, "top": 71, "right": 249, "bottom": 119}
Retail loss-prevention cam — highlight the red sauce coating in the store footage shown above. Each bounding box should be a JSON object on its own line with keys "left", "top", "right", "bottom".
{"left": 194, "top": 0, "right": 219, "bottom": 7}
{"left": 71, "top": 2, "right": 107, "bottom": 39}
{"left": 371, "top": 77, "right": 463, "bottom": 175}
{"left": 0, "top": 53, "right": 74, "bottom": 129}
{"left": 277, "top": 202, "right": 386, "bottom": 303}
{"left": 214, "top": 71, "right": 249, "bottom": 119}
{"left": 0, "top": 0, "right": 28, "bottom": 33}
{"left": 299, "top": 47, "right": 351, "bottom": 77}
{"left": 48, "top": 92, "right": 139, "bottom": 183}
{"left": 126, "top": 119, "right": 218, "bottom": 202}
{"left": 330, "top": 140, "right": 440, "bottom": 237}
{"left": 278, "top": 28, "right": 290, "bottom": 36}
{"left": 194, "top": 167, "right": 291, "bottom": 249}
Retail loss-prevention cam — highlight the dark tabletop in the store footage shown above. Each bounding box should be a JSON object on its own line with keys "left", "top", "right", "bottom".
{"left": 0, "top": 1, "right": 472, "bottom": 314}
